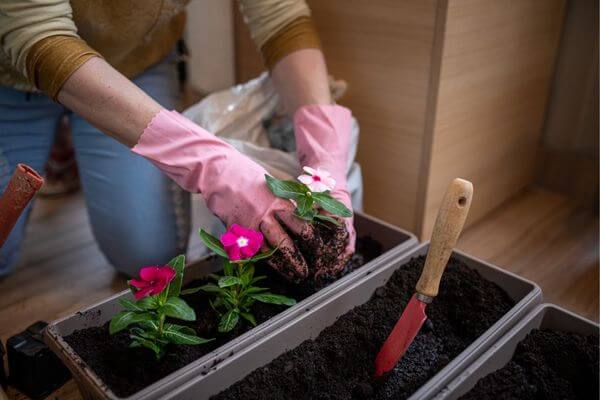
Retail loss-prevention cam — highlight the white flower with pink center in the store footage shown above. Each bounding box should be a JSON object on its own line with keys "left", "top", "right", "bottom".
{"left": 298, "top": 166, "right": 336, "bottom": 193}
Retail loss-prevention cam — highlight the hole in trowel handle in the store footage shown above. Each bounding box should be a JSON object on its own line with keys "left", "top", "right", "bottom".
{"left": 458, "top": 196, "right": 467, "bottom": 207}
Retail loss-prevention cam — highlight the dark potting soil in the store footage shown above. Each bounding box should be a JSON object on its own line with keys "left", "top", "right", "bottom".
{"left": 64, "top": 235, "right": 382, "bottom": 398}
{"left": 459, "top": 329, "right": 599, "bottom": 400}
{"left": 212, "top": 255, "right": 515, "bottom": 400}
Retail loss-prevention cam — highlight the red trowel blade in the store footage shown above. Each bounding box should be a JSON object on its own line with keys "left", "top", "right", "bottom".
{"left": 373, "top": 293, "right": 428, "bottom": 378}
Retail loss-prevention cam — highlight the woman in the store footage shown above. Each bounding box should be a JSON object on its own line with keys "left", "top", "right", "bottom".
{"left": 0, "top": 0, "right": 355, "bottom": 280}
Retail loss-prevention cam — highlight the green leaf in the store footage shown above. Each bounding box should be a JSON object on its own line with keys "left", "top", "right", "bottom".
{"left": 295, "top": 208, "right": 318, "bottom": 221}
{"left": 239, "top": 264, "right": 255, "bottom": 286}
{"left": 314, "top": 214, "right": 342, "bottom": 226}
{"left": 251, "top": 293, "right": 297, "bottom": 306}
{"left": 132, "top": 328, "right": 167, "bottom": 343}
{"left": 119, "top": 298, "right": 143, "bottom": 312}
{"left": 311, "top": 193, "right": 352, "bottom": 217}
{"left": 218, "top": 309, "right": 240, "bottom": 332}
{"left": 295, "top": 195, "right": 314, "bottom": 217}
{"left": 199, "top": 229, "right": 228, "bottom": 258}
{"left": 163, "top": 324, "right": 214, "bottom": 345}
{"left": 265, "top": 175, "right": 307, "bottom": 200}
{"left": 223, "top": 261, "right": 234, "bottom": 276}
{"left": 251, "top": 275, "right": 267, "bottom": 284}
{"left": 218, "top": 276, "right": 243, "bottom": 288}
{"left": 167, "top": 254, "right": 186, "bottom": 298}
{"left": 199, "top": 283, "right": 227, "bottom": 295}
{"left": 248, "top": 247, "right": 279, "bottom": 263}
{"left": 180, "top": 286, "right": 203, "bottom": 295}
{"left": 109, "top": 311, "right": 154, "bottom": 334}
{"left": 244, "top": 286, "right": 269, "bottom": 294}
{"left": 136, "top": 296, "right": 159, "bottom": 310}
{"left": 130, "top": 335, "right": 164, "bottom": 359}
{"left": 239, "top": 312, "right": 257, "bottom": 326}
{"left": 137, "top": 320, "right": 159, "bottom": 332}
{"left": 163, "top": 323, "right": 196, "bottom": 336}
{"left": 160, "top": 297, "right": 196, "bottom": 321}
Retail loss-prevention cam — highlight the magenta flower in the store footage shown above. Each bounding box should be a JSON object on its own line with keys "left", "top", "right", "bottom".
{"left": 298, "top": 166, "right": 336, "bottom": 193}
{"left": 129, "top": 266, "right": 176, "bottom": 299}
{"left": 220, "top": 224, "right": 264, "bottom": 261}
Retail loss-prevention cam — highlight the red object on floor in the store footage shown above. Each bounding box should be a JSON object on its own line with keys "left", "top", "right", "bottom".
{"left": 0, "top": 164, "right": 44, "bottom": 248}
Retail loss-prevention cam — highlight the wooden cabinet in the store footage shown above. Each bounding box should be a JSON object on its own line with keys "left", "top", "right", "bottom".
{"left": 233, "top": 0, "right": 565, "bottom": 239}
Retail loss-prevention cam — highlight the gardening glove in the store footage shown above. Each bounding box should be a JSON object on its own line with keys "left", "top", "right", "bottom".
{"left": 132, "top": 109, "right": 315, "bottom": 281}
{"left": 294, "top": 104, "right": 356, "bottom": 279}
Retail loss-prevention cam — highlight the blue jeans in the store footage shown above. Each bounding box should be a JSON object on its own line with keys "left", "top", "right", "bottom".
{"left": 0, "top": 55, "right": 188, "bottom": 277}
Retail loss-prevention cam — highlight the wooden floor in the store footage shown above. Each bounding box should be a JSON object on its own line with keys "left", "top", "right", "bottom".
{"left": 0, "top": 186, "right": 597, "bottom": 400}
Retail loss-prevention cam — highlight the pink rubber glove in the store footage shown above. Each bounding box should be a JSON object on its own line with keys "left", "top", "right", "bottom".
{"left": 132, "top": 110, "right": 313, "bottom": 281}
{"left": 294, "top": 104, "right": 356, "bottom": 278}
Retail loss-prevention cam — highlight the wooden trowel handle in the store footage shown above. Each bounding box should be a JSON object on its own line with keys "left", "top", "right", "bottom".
{"left": 416, "top": 178, "right": 473, "bottom": 298}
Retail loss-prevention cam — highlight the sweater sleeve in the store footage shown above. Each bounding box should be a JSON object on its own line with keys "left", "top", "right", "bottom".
{"left": 0, "top": 0, "right": 101, "bottom": 98}
{"left": 237, "top": 0, "right": 321, "bottom": 69}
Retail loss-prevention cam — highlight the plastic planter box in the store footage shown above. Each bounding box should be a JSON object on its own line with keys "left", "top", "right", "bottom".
{"left": 164, "top": 242, "right": 542, "bottom": 400}
{"left": 433, "top": 303, "right": 600, "bottom": 400}
{"left": 44, "top": 212, "right": 417, "bottom": 400}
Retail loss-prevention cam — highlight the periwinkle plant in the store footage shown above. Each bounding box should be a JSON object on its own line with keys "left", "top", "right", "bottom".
{"left": 191, "top": 225, "right": 296, "bottom": 332}
{"left": 265, "top": 166, "right": 352, "bottom": 224}
{"left": 109, "top": 255, "right": 213, "bottom": 359}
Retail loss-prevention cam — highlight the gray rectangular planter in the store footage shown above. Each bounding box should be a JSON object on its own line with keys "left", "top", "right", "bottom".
{"left": 164, "top": 242, "right": 542, "bottom": 400}
{"left": 432, "top": 303, "right": 600, "bottom": 400}
{"left": 44, "top": 212, "right": 417, "bottom": 400}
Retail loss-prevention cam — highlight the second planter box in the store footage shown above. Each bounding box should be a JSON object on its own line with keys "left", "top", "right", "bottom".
{"left": 165, "top": 242, "right": 542, "bottom": 400}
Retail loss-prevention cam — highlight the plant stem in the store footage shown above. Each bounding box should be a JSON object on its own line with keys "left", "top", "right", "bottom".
{"left": 158, "top": 312, "right": 165, "bottom": 336}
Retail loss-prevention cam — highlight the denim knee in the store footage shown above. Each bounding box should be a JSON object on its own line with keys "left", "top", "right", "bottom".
{"left": 94, "top": 224, "right": 183, "bottom": 277}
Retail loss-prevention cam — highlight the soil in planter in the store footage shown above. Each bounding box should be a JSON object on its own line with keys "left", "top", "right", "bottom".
{"left": 459, "top": 329, "right": 599, "bottom": 400}
{"left": 64, "top": 235, "right": 382, "bottom": 398}
{"left": 212, "top": 255, "right": 515, "bottom": 400}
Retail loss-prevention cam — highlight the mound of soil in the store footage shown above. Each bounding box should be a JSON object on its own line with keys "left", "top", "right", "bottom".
{"left": 460, "top": 329, "right": 599, "bottom": 400}
{"left": 213, "top": 255, "right": 515, "bottom": 400}
{"left": 64, "top": 236, "right": 382, "bottom": 398}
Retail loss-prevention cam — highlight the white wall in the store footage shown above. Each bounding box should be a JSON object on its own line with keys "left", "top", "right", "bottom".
{"left": 185, "top": 0, "right": 235, "bottom": 93}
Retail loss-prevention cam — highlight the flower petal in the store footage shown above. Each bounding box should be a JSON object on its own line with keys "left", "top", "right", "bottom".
{"left": 303, "top": 166, "right": 317, "bottom": 175}
{"left": 224, "top": 244, "right": 242, "bottom": 261}
{"left": 129, "top": 279, "right": 149, "bottom": 289}
{"left": 134, "top": 286, "right": 154, "bottom": 300}
{"left": 245, "top": 231, "right": 263, "bottom": 258}
{"left": 308, "top": 181, "right": 329, "bottom": 193}
{"left": 148, "top": 281, "right": 168, "bottom": 296}
{"left": 230, "top": 224, "right": 247, "bottom": 237}
{"left": 139, "top": 266, "right": 161, "bottom": 282}
{"left": 323, "top": 176, "right": 336, "bottom": 190}
{"left": 220, "top": 231, "right": 238, "bottom": 247}
{"left": 315, "top": 168, "right": 331, "bottom": 178}
{"left": 298, "top": 174, "right": 313, "bottom": 185}
{"left": 155, "top": 266, "right": 176, "bottom": 284}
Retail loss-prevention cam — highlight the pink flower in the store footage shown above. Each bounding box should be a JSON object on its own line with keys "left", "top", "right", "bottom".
{"left": 298, "top": 166, "right": 336, "bottom": 193}
{"left": 220, "top": 224, "right": 264, "bottom": 261}
{"left": 129, "top": 266, "right": 176, "bottom": 299}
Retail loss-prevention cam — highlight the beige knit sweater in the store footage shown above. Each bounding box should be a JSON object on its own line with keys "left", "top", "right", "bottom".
{"left": 0, "top": 0, "right": 321, "bottom": 98}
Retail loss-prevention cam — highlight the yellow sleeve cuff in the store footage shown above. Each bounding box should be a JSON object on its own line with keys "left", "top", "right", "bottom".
{"left": 26, "top": 35, "right": 102, "bottom": 100}
{"left": 261, "top": 16, "right": 321, "bottom": 70}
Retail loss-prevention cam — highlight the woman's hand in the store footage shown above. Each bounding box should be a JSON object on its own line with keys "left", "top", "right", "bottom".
{"left": 132, "top": 110, "right": 317, "bottom": 281}
{"left": 271, "top": 49, "right": 356, "bottom": 279}
{"left": 294, "top": 104, "right": 356, "bottom": 279}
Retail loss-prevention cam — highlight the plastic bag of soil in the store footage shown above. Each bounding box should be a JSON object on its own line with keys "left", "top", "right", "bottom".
{"left": 183, "top": 73, "right": 363, "bottom": 260}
